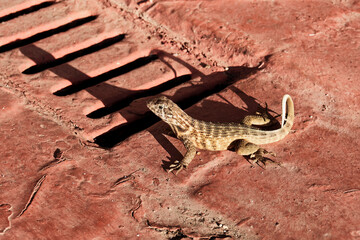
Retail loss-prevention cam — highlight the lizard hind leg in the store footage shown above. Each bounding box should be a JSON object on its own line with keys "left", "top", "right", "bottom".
{"left": 242, "top": 103, "right": 278, "bottom": 127}
{"left": 232, "top": 140, "right": 276, "bottom": 167}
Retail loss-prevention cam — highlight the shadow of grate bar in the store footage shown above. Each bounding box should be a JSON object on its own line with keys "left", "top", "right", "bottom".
{"left": 22, "top": 34, "right": 126, "bottom": 74}
{"left": 0, "top": 1, "right": 56, "bottom": 23}
{"left": 53, "top": 54, "right": 159, "bottom": 96}
{"left": 87, "top": 74, "right": 192, "bottom": 119}
{"left": 94, "top": 112, "right": 158, "bottom": 148}
{"left": 0, "top": 15, "right": 97, "bottom": 53}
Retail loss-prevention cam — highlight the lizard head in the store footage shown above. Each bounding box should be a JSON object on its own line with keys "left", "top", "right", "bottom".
{"left": 147, "top": 96, "right": 185, "bottom": 126}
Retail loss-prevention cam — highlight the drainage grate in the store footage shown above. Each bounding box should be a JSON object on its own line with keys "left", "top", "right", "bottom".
{"left": 0, "top": 0, "right": 263, "bottom": 148}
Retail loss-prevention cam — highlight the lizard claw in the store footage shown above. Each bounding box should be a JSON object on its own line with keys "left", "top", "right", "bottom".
{"left": 248, "top": 155, "right": 267, "bottom": 168}
{"left": 262, "top": 149, "right": 276, "bottom": 157}
{"left": 249, "top": 149, "right": 279, "bottom": 168}
{"left": 255, "top": 102, "right": 269, "bottom": 120}
{"left": 168, "top": 161, "right": 186, "bottom": 174}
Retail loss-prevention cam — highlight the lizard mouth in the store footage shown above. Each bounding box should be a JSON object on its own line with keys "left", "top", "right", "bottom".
{"left": 146, "top": 99, "right": 154, "bottom": 109}
{"left": 146, "top": 100, "right": 158, "bottom": 113}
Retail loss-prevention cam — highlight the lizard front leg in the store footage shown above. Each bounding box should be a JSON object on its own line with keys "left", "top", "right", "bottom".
{"left": 168, "top": 138, "right": 196, "bottom": 174}
{"left": 233, "top": 140, "right": 276, "bottom": 167}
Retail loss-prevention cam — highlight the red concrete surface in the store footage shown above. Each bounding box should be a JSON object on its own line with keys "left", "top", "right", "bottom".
{"left": 1, "top": 0, "right": 360, "bottom": 239}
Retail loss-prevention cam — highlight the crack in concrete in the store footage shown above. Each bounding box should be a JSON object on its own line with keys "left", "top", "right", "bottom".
{"left": 0, "top": 204, "right": 12, "bottom": 235}
{"left": 130, "top": 196, "right": 142, "bottom": 222}
{"left": 87, "top": 169, "right": 143, "bottom": 198}
{"left": 87, "top": 189, "right": 115, "bottom": 198}
{"left": 146, "top": 219, "right": 232, "bottom": 240}
{"left": 111, "top": 169, "right": 141, "bottom": 188}
{"left": 146, "top": 220, "right": 183, "bottom": 237}
{"left": 17, "top": 175, "right": 46, "bottom": 217}
{"left": 236, "top": 217, "right": 251, "bottom": 226}
{"left": 344, "top": 189, "right": 360, "bottom": 194}
{"left": 142, "top": 2, "right": 157, "bottom": 13}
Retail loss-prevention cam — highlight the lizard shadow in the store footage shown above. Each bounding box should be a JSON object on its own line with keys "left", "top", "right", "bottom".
{"left": 89, "top": 49, "right": 267, "bottom": 148}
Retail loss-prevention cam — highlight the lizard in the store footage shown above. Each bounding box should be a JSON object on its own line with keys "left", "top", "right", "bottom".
{"left": 147, "top": 94, "right": 294, "bottom": 174}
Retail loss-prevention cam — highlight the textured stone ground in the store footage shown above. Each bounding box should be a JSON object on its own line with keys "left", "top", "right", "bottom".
{"left": 1, "top": 0, "right": 359, "bottom": 239}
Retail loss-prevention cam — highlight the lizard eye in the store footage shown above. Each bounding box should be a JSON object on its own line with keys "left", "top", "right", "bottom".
{"left": 158, "top": 105, "right": 164, "bottom": 110}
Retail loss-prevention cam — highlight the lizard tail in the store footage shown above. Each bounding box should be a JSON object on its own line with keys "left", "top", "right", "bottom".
{"left": 281, "top": 94, "right": 294, "bottom": 131}
{"left": 269, "top": 94, "right": 294, "bottom": 142}
{"left": 245, "top": 94, "right": 294, "bottom": 144}
{"left": 267, "top": 94, "right": 295, "bottom": 143}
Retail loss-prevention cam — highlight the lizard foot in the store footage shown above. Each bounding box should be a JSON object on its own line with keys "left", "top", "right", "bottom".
{"left": 248, "top": 149, "right": 278, "bottom": 168}
{"left": 168, "top": 161, "right": 187, "bottom": 174}
{"left": 255, "top": 102, "right": 270, "bottom": 121}
{"left": 255, "top": 102, "right": 281, "bottom": 126}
